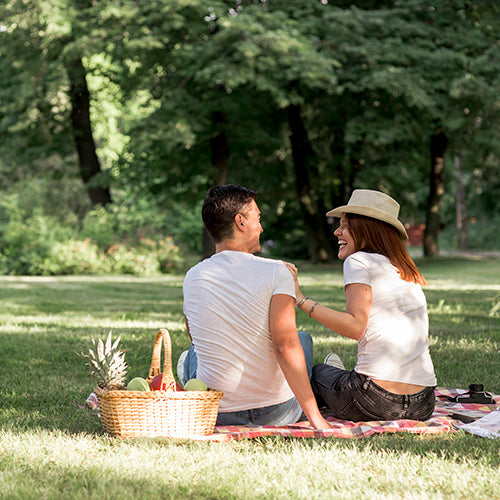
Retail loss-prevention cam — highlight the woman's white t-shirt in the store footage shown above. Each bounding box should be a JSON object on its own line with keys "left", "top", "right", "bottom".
{"left": 344, "top": 251, "right": 436, "bottom": 386}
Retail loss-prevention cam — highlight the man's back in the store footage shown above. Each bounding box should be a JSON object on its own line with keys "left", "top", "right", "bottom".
{"left": 183, "top": 250, "right": 295, "bottom": 411}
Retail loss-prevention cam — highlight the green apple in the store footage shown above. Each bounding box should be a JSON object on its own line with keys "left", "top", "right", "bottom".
{"left": 127, "top": 377, "right": 151, "bottom": 391}
{"left": 183, "top": 378, "right": 208, "bottom": 391}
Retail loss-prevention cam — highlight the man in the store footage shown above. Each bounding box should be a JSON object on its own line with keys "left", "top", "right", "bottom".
{"left": 179, "top": 184, "right": 330, "bottom": 429}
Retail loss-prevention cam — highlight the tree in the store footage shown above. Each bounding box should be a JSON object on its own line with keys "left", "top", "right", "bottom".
{"left": 424, "top": 128, "right": 448, "bottom": 256}
{"left": 2, "top": 0, "right": 499, "bottom": 261}
{"left": 67, "top": 55, "right": 112, "bottom": 206}
{"left": 106, "top": 0, "right": 343, "bottom": 260}
{"left": 0, "top": 0, "right": 111, "bottom": 209}
{"left": 106, "top": 0, "right": 500, "bottom": 259}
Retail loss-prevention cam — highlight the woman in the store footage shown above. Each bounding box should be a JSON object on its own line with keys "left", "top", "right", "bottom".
{"left": 286, "top": 189, "right": 437, "bottom": 422}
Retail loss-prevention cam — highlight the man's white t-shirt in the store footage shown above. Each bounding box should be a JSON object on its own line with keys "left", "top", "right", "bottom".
{"left": 183, "top": 251, "right": 296, "bottom": 412}
{"left": 344, "top": 251, "right": 437, "bottom": 387}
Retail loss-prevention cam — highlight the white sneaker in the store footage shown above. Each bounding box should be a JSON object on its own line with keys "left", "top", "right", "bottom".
{"left": 324, "top": 353, "right": 345, "bottom": 370}
{"left": 176, "top": 350, "right": 188, "bottom": 381}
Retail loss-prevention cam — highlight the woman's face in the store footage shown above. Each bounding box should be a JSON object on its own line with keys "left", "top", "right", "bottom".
{"left": 333, "top": 215, "right": 357, "bottom": 260}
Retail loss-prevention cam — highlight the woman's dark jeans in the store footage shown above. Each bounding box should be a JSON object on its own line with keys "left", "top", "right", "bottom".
{"left": 312, "top": 363, "right": 436, "bottom": 422}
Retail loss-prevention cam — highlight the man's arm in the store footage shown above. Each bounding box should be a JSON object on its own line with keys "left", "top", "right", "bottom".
{"left": 269, "top": 294, "right": 331, "bottom": 430}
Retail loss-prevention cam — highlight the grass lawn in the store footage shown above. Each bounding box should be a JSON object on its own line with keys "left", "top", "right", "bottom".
{"left": 0, "top": 256, "right": 499, "bottom": 499}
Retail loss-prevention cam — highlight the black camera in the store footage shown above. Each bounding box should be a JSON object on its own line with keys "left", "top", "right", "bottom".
{"left": 448, "top": 384, "right": 495, "bottom": 404}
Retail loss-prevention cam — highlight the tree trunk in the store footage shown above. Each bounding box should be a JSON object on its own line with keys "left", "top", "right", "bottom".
{"left": 287, "top": 104, "right": 336, "bottom": 263}
{"left": 201, "top": 111, "right": 229, "bottom": 259}
{"left": 424, "top": 127, "right": 448, "bottom": 257}
{"left": 327, "top": 115, "right": 357, "bottom": 258}
{"left": 454, "top": 153, "right": 468, "bottom": 251}
{"left": 329, "top": 115, "right": 350, "bottom": 210}
{"left": 66, "top": 56, "right": 111, "bottom": 207}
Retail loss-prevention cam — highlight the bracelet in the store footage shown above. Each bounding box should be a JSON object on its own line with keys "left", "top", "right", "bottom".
{"left": 308, "top": 302, "right": 320, "bottom": 317}
{"left": 297, "top": 296, "right": 308, "bottom": 308}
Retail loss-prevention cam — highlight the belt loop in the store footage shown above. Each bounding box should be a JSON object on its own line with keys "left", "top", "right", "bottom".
{"left": 403, "top": 395, "right": 409, "bottom": 409}
{"left": 362, "top": 377, "right": 370, "bottom": 390}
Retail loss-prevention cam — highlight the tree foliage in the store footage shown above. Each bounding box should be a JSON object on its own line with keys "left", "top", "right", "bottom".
{"left": 1, "top": 0, "right": 499, "bottom": 267}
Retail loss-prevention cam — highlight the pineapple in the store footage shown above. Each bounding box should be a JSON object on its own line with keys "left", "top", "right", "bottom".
{"left": 80, "top": 332, "right": 128, "bottom": 390}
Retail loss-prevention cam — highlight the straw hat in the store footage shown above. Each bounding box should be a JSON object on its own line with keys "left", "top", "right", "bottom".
{"left": 326, "top": 189, "right": 408, "bottom": 240}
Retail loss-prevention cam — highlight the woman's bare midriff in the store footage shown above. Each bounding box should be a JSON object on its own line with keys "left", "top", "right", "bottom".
{"left": 372, "top": 379, "right": 426, "bottom": 395}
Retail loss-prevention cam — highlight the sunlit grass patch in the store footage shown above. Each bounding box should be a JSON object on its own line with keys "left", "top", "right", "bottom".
{"left": 0, "top": 257, "right": 499, "bottom": 499}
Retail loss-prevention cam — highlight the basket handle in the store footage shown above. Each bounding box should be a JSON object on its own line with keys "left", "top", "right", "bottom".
{"left": 146, "top": 329, "right": 176, "bottom": 391}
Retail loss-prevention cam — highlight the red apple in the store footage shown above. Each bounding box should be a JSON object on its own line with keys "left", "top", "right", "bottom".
{"left": 150, "top": 373, "right": 184, "bottom": 391}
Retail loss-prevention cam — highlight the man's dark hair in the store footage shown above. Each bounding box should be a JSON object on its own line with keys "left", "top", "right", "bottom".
{"left": 202, "top": 185, "right": 258, "bottom": 243}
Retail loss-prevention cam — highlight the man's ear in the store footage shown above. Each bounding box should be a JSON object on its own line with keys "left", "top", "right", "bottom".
{"left": 234, "top": 213, "right": 245, "bottom": 231}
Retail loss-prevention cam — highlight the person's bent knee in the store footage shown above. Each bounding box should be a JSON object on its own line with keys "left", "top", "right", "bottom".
{"left": 298, "top": 330, "right": 312, "bottom": 344}
{"left": 298, "top": 331, "right": 313, "bottom": 378}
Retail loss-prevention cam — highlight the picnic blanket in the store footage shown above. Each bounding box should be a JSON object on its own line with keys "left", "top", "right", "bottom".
{"left": 194, "top": 387, "right": 500, "bottom": 441}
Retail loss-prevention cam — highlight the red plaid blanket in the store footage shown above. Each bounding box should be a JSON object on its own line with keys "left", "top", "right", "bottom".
{"left": 194, "top": 387, "right": 499, "bottom": 441}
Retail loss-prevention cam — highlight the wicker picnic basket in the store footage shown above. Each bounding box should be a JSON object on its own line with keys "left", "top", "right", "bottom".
{"left": 94, "top": 329, "right": 223, "bottom": 438}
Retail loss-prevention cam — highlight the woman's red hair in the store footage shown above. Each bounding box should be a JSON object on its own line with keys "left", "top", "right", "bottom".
{"left": 346, "top": 214, "right": 426, "bottom": 285}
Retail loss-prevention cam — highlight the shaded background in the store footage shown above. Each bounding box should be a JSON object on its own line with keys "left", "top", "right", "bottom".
{"left": 1, "top": 0, "right": 499, "bottom": 274}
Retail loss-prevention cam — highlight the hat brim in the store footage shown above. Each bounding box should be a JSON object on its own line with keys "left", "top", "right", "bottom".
{"left": 326, "top": 205, "right": 408, "bottom": 240}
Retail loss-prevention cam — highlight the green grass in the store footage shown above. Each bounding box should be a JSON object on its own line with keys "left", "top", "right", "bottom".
{"left": 1, "top": 257, "right": 499, "bottom": 499}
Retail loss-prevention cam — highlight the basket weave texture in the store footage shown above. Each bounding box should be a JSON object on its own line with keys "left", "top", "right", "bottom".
{"left": 95, "top": 329, "right": 223, "bottom": 438}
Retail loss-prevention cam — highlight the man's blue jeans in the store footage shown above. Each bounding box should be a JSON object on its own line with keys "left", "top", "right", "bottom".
{"left": 180, "top": 331, "right": 313, "bottom": 426}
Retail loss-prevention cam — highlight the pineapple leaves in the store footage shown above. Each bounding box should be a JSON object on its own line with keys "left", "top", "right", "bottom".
{"left": 79, "top": 331, "right": 128, "bottom": 390}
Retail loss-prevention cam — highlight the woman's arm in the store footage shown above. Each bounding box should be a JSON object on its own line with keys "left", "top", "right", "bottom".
{"left": 302, "top": 284, "right": 371, "bottom": 340}
{"left": 284, "top": 262, "right": 371, "bottom": 341}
